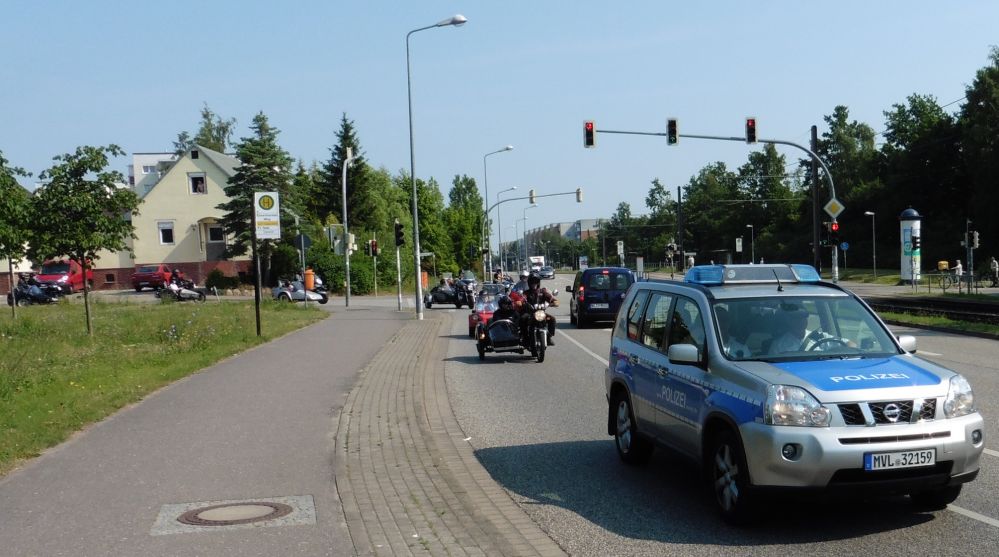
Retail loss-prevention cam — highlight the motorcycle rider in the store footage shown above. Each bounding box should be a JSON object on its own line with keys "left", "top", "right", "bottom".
{"left": 519, "top": 272, "right": 557, "bottom": 346}
{"left": 512, "top": 270, "right": 530, "bottom": 293}
{"left": 489, "top": 294, "right": 519, "bottom": 326}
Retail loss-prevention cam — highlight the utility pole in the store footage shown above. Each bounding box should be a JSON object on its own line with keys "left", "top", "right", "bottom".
{"left": 677, "top": 187, "right": 685, "bottom": 271}
{"left": 810, "top": 126, "right": 821, "bottom": 273}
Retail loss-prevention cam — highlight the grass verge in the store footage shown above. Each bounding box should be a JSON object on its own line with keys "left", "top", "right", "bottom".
{"left": 0, "top": 299, "right": 326, "bottom": 476}
{"left": 880, "top": 311, "right": 999, "bottom": 337}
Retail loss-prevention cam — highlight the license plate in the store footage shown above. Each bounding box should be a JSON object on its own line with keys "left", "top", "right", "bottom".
{"left": 864, "top": 449, "right": 935, "bottom": 471}
{"left": 589, "top": 303, "right": 609, "bottom": 309}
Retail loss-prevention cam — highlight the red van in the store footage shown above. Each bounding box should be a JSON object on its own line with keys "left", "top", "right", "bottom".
{"left": 37, "top": 259, "right": 94, "bottom": 294}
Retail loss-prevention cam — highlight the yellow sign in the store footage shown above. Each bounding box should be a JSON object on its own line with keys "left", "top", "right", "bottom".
{"left": 258, "top": 195, "right": 275, "bottom": 211}
{"left": 823, "top": 198, "right": 845, "bottom": 219}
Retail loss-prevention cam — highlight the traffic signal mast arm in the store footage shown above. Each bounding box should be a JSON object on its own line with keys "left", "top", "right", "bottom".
{"left": 485, "top": 189, "right": 583, "bottom": 215}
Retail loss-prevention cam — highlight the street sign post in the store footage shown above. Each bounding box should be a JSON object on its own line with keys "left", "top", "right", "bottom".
{"left": 254, "top": 192, "right": 281, "bottom": 240}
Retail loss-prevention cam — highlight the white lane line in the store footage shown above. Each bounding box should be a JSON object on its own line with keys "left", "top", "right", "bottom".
{"left": 984, "top": 448, "right": 999, "bottom": 458}
{"left": 560, "top": 330, "right": 610, "bottom": 367}
{"left": 948, "top": 504, "right": 999, "bottom": 528}
{"left": 918, "top": 350, "right": 943, "bottom": 356}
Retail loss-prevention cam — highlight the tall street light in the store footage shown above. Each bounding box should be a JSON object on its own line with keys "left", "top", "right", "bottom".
{"left": 865, "top": 211, "right": 877, "bottom": 279}
{"left": 523, "top": 203, "right": 538, "bottom": 270}
{"left": 483, "top": 146, "right": 513, "bottom": 273}
{"left": 341, "top": 147, "right": 357, "bottom": 307}
{"left": 746, "top": 224, "right": 755, "bottom": 264}
{"left": 515, "top": 218, "right": 526, "bottom": 271}
{"left": 407, "top": 14, "right": 467, "bottom": 320}
{"left": 495, "top": 186, "right": 517, "bottom": 274}
{"left": 503, "top": 224, "right": 516, "bottom": 271}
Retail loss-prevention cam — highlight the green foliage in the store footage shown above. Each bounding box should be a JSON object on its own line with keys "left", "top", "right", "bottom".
{"left": 204, "top": 269, "right": 240, "bottom": 290}
{"left": 174, "top": 103, "right": 236, "bottom": 155}
{"left": 268, "top": 243, "right": 302, "bottom": 285}
{"left": 0, "top": 151, "right": 32, "bottom": 265}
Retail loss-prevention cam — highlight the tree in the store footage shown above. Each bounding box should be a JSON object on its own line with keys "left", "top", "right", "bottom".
{"left": 444, "top": 174, "right": 484, "bottom": 271}
{"left": 174, "top": 103, "right": 237, "bottom": 155}
{"left": 319, "top": 114, "right": 382, "bottom": 230}
{"left": 959, "top": 46, "right": 999, "bottom": 272}
{"left": 217, "top": 112, "right": 294, "bottom": 284}
{"left": 31, "top": 145, "right": 141, "bottom": 335}
{"left": 0, "top": 151, "right": 32, "bottom": 318}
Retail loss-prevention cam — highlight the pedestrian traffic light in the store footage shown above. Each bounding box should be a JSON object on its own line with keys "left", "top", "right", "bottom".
{"left": 829, "top": 220, "right": 840, "bottom": 244}
{"left": 583, "top": 121, "right": 595, "bottom": 148}
{"left": 912, "top": 235, "right": 921, "bottom": 250}
{"left": 972, "top": 230, "right": 980, "bottom": 249}
{"left": 745, "top": 117, "right": 757, "bottom": 144}
{"left": 371, "top": 240, "right": 378, "bottom": 257}
{"left": 667, "top": 118, "right": 678, "bottom": 145}
{"left": 575, "top": 187, "right": 583, "bottom": 203}
{"left": 529, "top": 189, "right": 536, "bottom": 204}
{"left": 394, "top": 220, "right": 405, "bottom": 247}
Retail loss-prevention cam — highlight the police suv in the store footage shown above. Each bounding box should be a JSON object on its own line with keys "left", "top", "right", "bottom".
{"left": 606, "top": 264, "right": 984, "bottom": 523}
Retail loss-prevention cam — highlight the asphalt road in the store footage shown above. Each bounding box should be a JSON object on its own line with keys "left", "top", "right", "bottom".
{"left": 443, "top": 273, "right": 999, "bottom": 556}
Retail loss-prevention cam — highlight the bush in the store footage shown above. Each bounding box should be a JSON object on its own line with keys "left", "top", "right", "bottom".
{"left": 205, "top": 269, "right": 240, "bottom": 290}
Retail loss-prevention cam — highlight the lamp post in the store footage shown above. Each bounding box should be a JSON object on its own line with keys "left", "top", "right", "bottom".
{"left": 515, "top": 218, "right": 526, "bottom": 271}
{"left": 341, "top": 147, "right": 357, "bottom": 307}
{"left": 503, "top": 224, "right": 516, "bottom": 271}
{"left": 523, "top": 204, "right": 538, "bottom": 270}
{"left": 483, "top": 146, "right": 513, "bottom": 273}
{"left": 495, "top": 186, "right": 517, "bottom": 274}
{"left": 407, "top": 14, "right": 467, "bottom": 320}
{"left": 746, "top": 224, "right": 755, "bottom": 264}
{"left": 865, "top": 211, "right": 876, "bottom": 279}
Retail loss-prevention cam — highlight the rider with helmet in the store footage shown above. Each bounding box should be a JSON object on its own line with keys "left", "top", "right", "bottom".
{"left": 512, "top": 270, "right": 530, "bottom": 293}
{"left": 489, "top": 294, "right": 519, "bottom": 326}
{"left": 519, "top": 272, "right": 557, "bottom": 346}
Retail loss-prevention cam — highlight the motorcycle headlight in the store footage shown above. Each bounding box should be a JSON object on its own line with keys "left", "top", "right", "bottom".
{"left": 533, "top": 309, "right": 546, "bottom": 322}
{"left": 765, "top": 385, "right": 830, "bottom": 427}
{"left": 944, "top": 374, "right": 975, "bottom": 418}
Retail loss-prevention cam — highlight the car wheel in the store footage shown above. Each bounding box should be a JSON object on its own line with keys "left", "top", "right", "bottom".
{"left": 455, "top": 302, "right": 462, "bottom": 309}
{"left": 569, "top": 307, "right": 577, "bottom": 325}
{"left": 319, "top": 296, "right": 329, "bottom": 305}
{"left": 613, "top": 391, "right": 653, "bottom": 465}
{"left": 279, "top": 294, "right": 292, "bottom": 302}
{"left": 16, "top": 298, "right": 31, "bottom": 307}
{"left": 577, "top": 313, "right": 589, "bottom": 328}
{"left": 196, "top": 292, "right": 206, "bottom": 302}
{"left": 425, "top": 301, "right": 432, "bottom": 309}
{"left": 911, "top": 485, "right": 962, "bottom": 511}
{"left": 134, "top": 286, "right": 143, "bottom": 292}
{"left": 709, "top": 429, "right": 756, "bottom": 525}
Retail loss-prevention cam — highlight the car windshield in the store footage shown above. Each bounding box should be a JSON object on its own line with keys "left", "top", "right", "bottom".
{"left": 41, "top": 262, "right": 71, "bottom": 274}
{"left": 712, "top": 296, "right": 900, "bottom": 362}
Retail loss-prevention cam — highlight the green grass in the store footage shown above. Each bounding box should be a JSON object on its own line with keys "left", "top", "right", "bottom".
{"left": 880, "top": 311, "right": 999, "bottom": 336}
{"left": 0, "top": 299, "right": 326, "bottom": 476}
{"left": 830, "top": 268, "right": 903, "bottom": 285}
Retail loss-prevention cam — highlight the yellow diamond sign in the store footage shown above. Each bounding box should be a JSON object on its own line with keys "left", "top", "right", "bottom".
{"left": 823, "top": 198, "right": 845, "bottom": 219}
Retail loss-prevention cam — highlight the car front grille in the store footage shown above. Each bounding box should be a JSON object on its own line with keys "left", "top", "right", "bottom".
{"left": 837, "top": 398, "right": 937, "bottom": 426}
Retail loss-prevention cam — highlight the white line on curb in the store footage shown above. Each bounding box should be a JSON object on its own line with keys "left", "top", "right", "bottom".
{"left": 560, "top": 330, "right": 609, "bottom": 367}
{"left": 984, "top": 448, "right": 999, "bottom": 458}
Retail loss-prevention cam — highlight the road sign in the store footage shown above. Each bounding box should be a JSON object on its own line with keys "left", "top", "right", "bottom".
{"left": 840, "top": 241, "right": 849, "bottom": 251}
{"left": 616, "top": 240, "right": 624, "bottom": 256}
{"left": 823, "top": 198, "right": 845, "bottom": 219}
{"left": 254, "top": 192, "right": 281, "bottom": 239}
{"left": 735, "top": 237, "right": 743, "bottom": 253}
{"left": 295, "top": 233, "right": 312, "bottom": 251}
{"left": 419, "top": 252, "right": 434, "bottom": 257}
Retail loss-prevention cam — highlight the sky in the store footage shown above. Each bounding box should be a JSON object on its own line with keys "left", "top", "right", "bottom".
{"left": 3, "top": 1, "right": 997, "bottom": 252}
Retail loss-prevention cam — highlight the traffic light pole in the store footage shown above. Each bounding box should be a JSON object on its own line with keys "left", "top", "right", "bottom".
{"left": 396, "top": 245, "right": 403, "bottom": 311}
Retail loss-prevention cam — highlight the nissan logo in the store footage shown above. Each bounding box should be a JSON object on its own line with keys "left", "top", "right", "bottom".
{"left": 883, "top": 403, "right": 902, "bottom": 423}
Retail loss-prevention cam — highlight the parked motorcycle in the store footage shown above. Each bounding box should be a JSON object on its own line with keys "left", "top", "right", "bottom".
{"left": 155, "top": 279, "right": 206, "bottom": 302}
{"left": 6, "top": 278, "right": 60, "bottom": 306}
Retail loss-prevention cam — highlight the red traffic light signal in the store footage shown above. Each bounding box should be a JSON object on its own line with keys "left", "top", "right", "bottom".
{"left": 583, "top": 120, "right": 595, "bottom": 148}
{"left": 745, "top": 117, "right": 757, "bottom": 144}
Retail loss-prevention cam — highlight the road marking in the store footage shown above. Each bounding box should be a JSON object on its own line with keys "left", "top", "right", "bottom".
{"left": 918, "top": 350, "right": 943, "bottom": 356}
{"left": 948, "top": 504, "right": 999, "bottom": 528}
{"left": 984, "top": 448, "right": 999, "bottom": 458}
{"left": 560, "top": 330, "right": 609, "bottom": 367}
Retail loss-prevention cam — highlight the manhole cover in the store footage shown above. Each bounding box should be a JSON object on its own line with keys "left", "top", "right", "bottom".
{"left": 177, "top": 502, "right": 293, "bottom": 526}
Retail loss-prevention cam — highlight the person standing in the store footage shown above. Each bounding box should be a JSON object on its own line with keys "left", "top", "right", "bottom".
{"left": 954, "top": 259, "right": 964, "bottom": 279}
{"left": 990, "top": 256, "right": 998, "bottom": 287}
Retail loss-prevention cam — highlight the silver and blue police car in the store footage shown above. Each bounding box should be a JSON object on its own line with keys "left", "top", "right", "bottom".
{"left": 606, "top": 264, "right": 984, "bottom": 524}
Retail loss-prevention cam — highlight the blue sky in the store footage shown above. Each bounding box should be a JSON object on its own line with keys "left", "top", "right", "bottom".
{"left": 3, "top": 1, "right": 996, "bottom": 251}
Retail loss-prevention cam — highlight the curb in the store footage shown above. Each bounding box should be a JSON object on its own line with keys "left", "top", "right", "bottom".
{"left": 333, "top": 313, "right": 565, "bottom": 556}
{"left": 881, "top": 319, "right": 999, "bottom": 341}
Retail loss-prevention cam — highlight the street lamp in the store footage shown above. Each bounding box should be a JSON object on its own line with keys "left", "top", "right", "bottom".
{"left": 865, "top": 211, "right": 876, "bottom": 279}
{"left": 407, "top": 13, "right": 467, "bottom": 320}
{"left": 746, "top": 224, "right": 755, "bottom": 264}
{"left": 515, "top": 218, "right": 527, "bottom": 271}
{"left": 495, "top": 186, "right": 517, "bottom": 274}
{"left": 504, "top": 224, "right": 517, "bottom": 271}
{"left": 523, "top": 204, "right": 538, "bottom": 270}
{"left": 483, "top": 146, "right": 513, "bottom": 272}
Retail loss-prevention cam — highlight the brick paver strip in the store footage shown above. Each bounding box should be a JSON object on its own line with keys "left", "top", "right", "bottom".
{"left": 334, "top": 313, "right": 566, "bottom": 556}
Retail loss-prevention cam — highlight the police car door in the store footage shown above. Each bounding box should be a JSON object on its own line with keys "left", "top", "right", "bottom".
{"left": 657, "top": 295, "right": 709, "bottom": 458}
{"left": 629, "top": 291, "right": 674, "bottom": 439}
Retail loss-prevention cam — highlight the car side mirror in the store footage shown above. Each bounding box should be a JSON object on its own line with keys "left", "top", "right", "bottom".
{"left": 668, "top": 344, "right": 700, "bottom": 364}
{"left": 565, "top": 285, "right": 573, "bottom": 292}
{"left": 897, "top": 335, "right": 917, "bottom": 353}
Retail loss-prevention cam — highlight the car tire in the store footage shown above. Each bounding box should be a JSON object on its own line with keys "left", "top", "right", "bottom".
{"left": 134, "top": 286, "right": 143, "bottom": 292}
{"left": 455, "top": 302, "right": 462, "bottom": 309}
{"left": 612, "top": 391, "right": 653, "bottom": 465}
{"left": 16, "top": 298, "right": 31, "bottom": 307}
{"left": 569, "top": 307, "right": 577, "bottom": 325}
{"left": 279, "top": 294, "right": 292, "bottom": 302}
{"left": 911, "top": 485, "right": 962, "bottom": 511}
{"left": 577, "top": 313, "right": 589, "bottom": 328}
{"left": 196, "top": 292, "right": 206, "bottom": 302}
{"left": 709, "top": 429, "right": 757, "bottom": 525}
{"left": 426, "top": 301, "right": 432, "bottom": 309}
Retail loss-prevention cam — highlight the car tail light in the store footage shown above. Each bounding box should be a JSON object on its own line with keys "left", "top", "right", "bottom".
{"left": 578, "top": 285, "right": 585, "bottom": 302}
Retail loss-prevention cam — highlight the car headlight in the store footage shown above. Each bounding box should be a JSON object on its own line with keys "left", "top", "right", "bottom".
{"left": 944, "top": 374, "right": 975, "bottom": 418}
{"left": 765, "top": 385, "right": 831, "bottom": 427}
{"left": 57, "top": 276, "right": 68, "bottom": 283}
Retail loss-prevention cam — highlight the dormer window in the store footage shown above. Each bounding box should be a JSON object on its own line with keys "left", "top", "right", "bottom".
{"left": 189, "top": 173, "right": 207, "bottom": 195}
{"left": 191, "top": 149, "right": 199, "bottom": 159}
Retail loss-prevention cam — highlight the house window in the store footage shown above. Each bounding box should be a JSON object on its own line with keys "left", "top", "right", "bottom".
{"left": 142, "top": 165, "right": 156, "bottom": 174}
{"left": 207, "top": 225, "right": 224, "bottom": 243}
{"left": 189, "top": 173, "right": 207, "bottom": 195}
{"left": 158, "top": 221, "right": 175, "bottom": 245}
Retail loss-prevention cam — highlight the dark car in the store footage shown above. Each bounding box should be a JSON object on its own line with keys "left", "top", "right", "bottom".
{"left": 425, "top": 282, "right": 474, "bottom": 309}
{"left": 567, "top": 267, "right": 636, "bottom": 327}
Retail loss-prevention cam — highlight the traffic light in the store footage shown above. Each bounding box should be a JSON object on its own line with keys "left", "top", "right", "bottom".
{"left": 394, "top": 220, "right": 405, "bottom": 247}
{"left": 745, "top": 117, "right": 757, "bottom": 144}
{"left": 364, "top": 240, "right": 372, "bottom": 256}
{"left": 912, "top": 235, "right": 921, "bottom": 250}
{"left": 371, "top": 239, "right": 378, "bottom": 257}
{"left": 972, "top": 230, "right": 980, "bottom": 249}
{"left": 667, "top": 118, "right": 678, "bottom": 145}
{"left": 529, "top": 189, "right": 536, "bottom": 204}
{"left": 575, "top": 187, "right": 583, "bottom": 203}
{"left": 829, "top": 220, "right": 840, "bottom": 244}
{"left": 583, "top": 120, "right": 595, "bottom": 148}
{"left": 820, "top": 222, "right": 830, "bottom": 247}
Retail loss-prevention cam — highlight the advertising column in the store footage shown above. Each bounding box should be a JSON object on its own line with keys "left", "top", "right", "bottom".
{"left": 899, "top": 208, "right": 921, "bottom": 284}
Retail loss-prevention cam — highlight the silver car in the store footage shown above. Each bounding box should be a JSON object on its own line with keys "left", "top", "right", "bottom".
{"left": 272, "top": 280, "right": 328, "bottom": 304}
{"left": 606, "top": 264, "right": 984, "bottom": 524}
